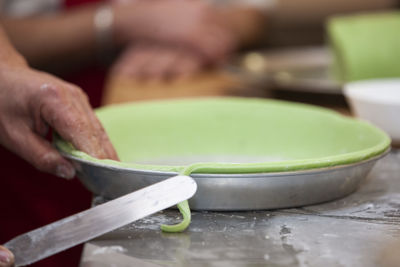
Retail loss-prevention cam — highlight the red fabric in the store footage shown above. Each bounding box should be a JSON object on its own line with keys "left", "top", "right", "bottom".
{"left": 0, "top": 1, "right": 107, "bottom": 267}
{"left": 0, "top": 146, "right": 91, "bottom": 267}
{"left": 64, "top": 0, "right": 103, "bottom": 8}
{"left": 61, "top": 66, "right": 108, "bottom": 109}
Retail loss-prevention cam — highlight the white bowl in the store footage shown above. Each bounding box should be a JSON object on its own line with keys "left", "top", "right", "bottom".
{"left": 344, "top": 79, "right": 400, "bottom": 144}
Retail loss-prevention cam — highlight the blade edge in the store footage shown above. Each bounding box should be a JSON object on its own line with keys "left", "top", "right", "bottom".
{"left": 6, "top": 175, "right": 196, "bottom": 266}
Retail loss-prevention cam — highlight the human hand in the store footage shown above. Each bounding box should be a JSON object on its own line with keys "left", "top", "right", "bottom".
{"left": 113, "top": 0, "right": 236, "bottom": 64}
{"left": 0, "top": 63, "right": 118, "bottom": 179}
{"left": 111, "top": 44, "right": 204, "bottom": 80}
{"left": 0, "top": 246, "right": 14, "bottom": 267}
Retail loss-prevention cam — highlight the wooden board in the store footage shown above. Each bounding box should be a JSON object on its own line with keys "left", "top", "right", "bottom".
{"left": 102, "top": 70, "right": 268, "bottom": 105}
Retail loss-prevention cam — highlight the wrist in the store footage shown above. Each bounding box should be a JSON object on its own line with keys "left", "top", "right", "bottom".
{"left": 112, "top": 2, "right": 148, "bottom": 47}
{"left": 0, "top": 53, "right": 28, "bottom": 75}
{"left": 93, "top": 4, "right": 115, "bottom": 59}
{"left": 0, "top": 30, "right": 28, "bottom": 70}
{"left": 221, "top": 7, "right": 266, "bottom": 48}
{"left": 112, "top": 4, "right": 129, "bottom": 47}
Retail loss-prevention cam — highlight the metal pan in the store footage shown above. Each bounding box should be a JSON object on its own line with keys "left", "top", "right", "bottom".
{"left": 228, "top": 46, "right": 342, "bottom": 94}
{"left": 62, "top": 149, "right": 389, "bottom": 211}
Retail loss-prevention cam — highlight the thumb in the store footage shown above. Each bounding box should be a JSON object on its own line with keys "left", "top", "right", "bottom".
{"left": 10, "top": 127, "right": 75, "bottom": 179}
{"left": 0, "top": 246, "right": 14, "bottom": 267}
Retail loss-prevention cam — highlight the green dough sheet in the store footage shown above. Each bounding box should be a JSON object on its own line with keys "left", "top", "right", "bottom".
{"left": 55, "top": 97, "right": 391, "bottom": 232}
{"left": 328, "top": 11, "right": 400, "bottom": 82}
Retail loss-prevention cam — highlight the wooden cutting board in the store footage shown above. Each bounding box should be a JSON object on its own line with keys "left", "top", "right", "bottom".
{"left": 102, "top": 70, "right": 269, "bottom": 105}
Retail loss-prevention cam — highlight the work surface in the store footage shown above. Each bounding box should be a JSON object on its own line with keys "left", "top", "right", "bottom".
{"left": 80, "top": 149, "right": 400, "bottom": 267}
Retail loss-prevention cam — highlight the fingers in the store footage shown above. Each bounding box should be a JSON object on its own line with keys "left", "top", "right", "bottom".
{"left": 0, "top": 66, "right": 118, "bottom": 181}
{"left": 170, "top": 52, "right": 203, "bottom": 79}
{"left": 27, "top": 131, "right": 76, "bottom": 179}
{"left": 36, "top": 82, "right": 118, "bottom": 160}
{"left": 173, "top": 2, "right": 236, "bottom": 63}
{"left": 3, "top": 121, "right": 75, "bottom": 178}
{"left": 142, "top": 48, "right": 179, "bottom": 80}
{"left": 0, "top": 246, "right": 14, "bottom": 267}
{"left": 68, "top": 85, "right": 119, "bottom": 161}
{"left": 117, "top": 0, "right": 235, "bottom": 65}
{"left": 188, "top": 25, "right": 236, "bottom": 64}
{"left": 118, "top": 47, "right": 152, "bottom": 78}
{"left": 112, "top": 44, "right": 205, "bottom": 81}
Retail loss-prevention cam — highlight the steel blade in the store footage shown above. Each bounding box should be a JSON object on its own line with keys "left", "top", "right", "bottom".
{"left": 5, "top": 175, "right": 197, "bottom": 266}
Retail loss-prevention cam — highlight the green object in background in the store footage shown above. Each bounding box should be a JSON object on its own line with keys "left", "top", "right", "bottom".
{"left": 55, "top": 97, "right": 391, "bottom": 232}
{"left": 328, "top": 11, "right": 400, "bottom": 82}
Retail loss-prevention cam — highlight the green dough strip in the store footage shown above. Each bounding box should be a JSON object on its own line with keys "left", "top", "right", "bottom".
{"left": 328, "top": 11, "right": 400, "bottom": 81}
{"left": 160, "top": 165, "right": 201, "bottom": 233}
{"left": 160, "top": 200, "right": 191, "bottom": 233}
{"left": 160, "top": 162, "right": 248, "bottom": 233}
{"left": 160, "top": 161, "right": 277, "bottom": 233}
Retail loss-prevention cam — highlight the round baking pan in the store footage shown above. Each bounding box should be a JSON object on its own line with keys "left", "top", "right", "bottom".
{"left": 61, "top": 151, "right": 387, "bottom": 210}
{"left": 55, "top": 97, "right": 390, "bottom": 210}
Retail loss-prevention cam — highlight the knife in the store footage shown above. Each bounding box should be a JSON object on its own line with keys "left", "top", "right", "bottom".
{"left": 5, "top": 175, "right": 197, "bottom": 267}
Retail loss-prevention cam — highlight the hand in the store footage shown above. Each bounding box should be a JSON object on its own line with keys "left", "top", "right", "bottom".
{"left": 0, "top": 63, "right": 118, "bottom": 179}
{"left": 111, "top": 44, "right": 204, "bottom": 80}
{"left": 114, "top": 0, "right": 236, "bottom": 64}
{"left": 0, "top": 246, "right": 14, "bottom": 267}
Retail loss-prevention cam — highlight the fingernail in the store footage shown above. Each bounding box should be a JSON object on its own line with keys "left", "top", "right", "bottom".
{"left": 56, "top": 164, "right": 75, "bottom": 179}
{"left": 0, "top": 247, "right": 12, "bottom": 266}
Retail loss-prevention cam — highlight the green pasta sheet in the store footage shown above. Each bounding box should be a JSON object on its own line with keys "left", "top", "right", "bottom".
{"left": 328, "top": 11, "right": 400, "bottom": 82}
{"left": 54, "top": 98, "right": 391, "bottom": 232}
{"left": 56, "top": 98, "right": 390, "bottom": 174}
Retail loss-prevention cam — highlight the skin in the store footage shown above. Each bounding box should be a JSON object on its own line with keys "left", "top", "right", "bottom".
{"left": 111, "top": 7, "right": 266, "bottom": 80}
{"left": 112, "top": 0, "right": 396, "bottom": 80}
{"left": 0, "top": 0, "right": 235, "bottom": 71}
{"left": 0, "top": 26, "right": 118, "bottom": 176}
{"left": 0, "top": 245, "right": 14, "bottom": 267}
{"left": 1, "top": 1, "right": 266, "bottom": 80}
{"left": 110, "top": 44, "right": 204, "bottom": 81}
{"left": 0, "top": 1, "right": 235, "bottom": 261}
{"left": 0, "top": 24, "right": 118, "bottom": 263}
{"left": 113, "top": 0, "right": 235, "bottom": 64}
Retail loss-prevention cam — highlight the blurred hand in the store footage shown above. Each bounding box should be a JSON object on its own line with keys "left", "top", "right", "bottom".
{"left": 111, "top": 44, "right": 204, "bottom": 80}
{"left": 0, "top": 63, "right": 118, "bottom": 179}
{"left": 114, "top": 0, "right": 236, "bottom": 64}
{"left": 0, "top": 246, "right": 13, "bottom": 267}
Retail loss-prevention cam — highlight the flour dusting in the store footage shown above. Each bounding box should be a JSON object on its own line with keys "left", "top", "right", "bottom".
{"left": 92, "top": 246, "right": 127, "bottom": 255}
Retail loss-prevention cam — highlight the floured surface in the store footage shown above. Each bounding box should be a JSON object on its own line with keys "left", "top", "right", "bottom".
{"left": 83, "top": 150, "right": 400, "bottom": 267}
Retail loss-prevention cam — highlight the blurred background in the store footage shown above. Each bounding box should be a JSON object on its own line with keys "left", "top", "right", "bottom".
{"left": 0, "top": 0, "right": 398, "bottom": 109}
{"left": 1, "top": 0, "right": 399, "bottom": 266}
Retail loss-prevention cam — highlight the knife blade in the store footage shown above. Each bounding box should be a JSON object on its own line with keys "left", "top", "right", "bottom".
{"left": 5, "top": 175, "right": 197, "bottom": 267}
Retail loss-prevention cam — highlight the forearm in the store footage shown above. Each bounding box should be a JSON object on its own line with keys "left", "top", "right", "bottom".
{"left": 0, "top": 25, "right": 27, "bottom": 69}
{"left": 221, "top": 7, "right": 267, "bottom": 48}
{"left": 1, "top": 0, "right": 234, "bottom": 71}
{"left": 1, "top": 4, "right": 102, "bottom": 68}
